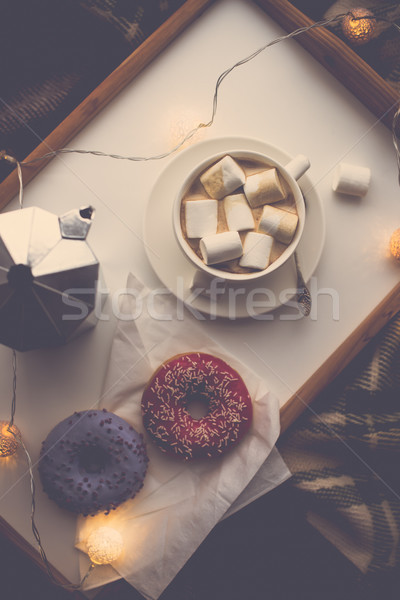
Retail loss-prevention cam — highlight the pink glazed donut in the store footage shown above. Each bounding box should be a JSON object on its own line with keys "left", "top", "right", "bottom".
{"left": 141, "top": 352, "right": 253, "bottom": 460}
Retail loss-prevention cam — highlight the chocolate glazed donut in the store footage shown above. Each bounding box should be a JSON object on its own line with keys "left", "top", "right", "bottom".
{"left": 39, "top": 409, "right": 148, "bottom": 516}
{"left": 141, "top": 353, "right": 253, "bottom": 460}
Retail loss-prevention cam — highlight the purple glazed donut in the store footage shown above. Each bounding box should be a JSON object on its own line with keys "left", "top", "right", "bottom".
{"left": 39, "top": 409, "right": 148, "bottom": 516}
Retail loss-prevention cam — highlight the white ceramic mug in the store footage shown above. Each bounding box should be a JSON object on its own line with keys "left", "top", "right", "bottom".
{"left": 173, "top": 149, "right": 310, "bottom": 282}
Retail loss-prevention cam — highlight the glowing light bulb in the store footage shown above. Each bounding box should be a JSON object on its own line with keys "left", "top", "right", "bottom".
{"left": 390, "top": 228, "right": 400, "bottom": 260}
{"left": 86, "top": 527, "right": 123, "bottom": 565}
{"left": 342, "top": 9, "right": 376, "bottom": 46}
{"left": 0, "top": 421, "right": 21, "bottom": 457}
{"left": 169, "top": 109, "right": 206, "bottom": 151}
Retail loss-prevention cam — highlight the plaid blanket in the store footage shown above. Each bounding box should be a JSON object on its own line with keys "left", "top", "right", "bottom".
{"left": 279, "top": 311, "right": 400, "bottom": 576}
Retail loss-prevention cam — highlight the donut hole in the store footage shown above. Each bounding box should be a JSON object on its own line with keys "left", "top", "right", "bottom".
{"left": 79, "top": 445, "right": 109, "bottom": 474}
{"left": 186, "top": 394, "right": 210, "bottom": 420}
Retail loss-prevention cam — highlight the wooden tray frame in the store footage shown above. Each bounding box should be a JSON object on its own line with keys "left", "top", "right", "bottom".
{"left": 0, "top": 0, "right": 398, "bottom": 431}
{"left": 1, "top": 0, "right": 400, "bottom": 590}
{"left": 1, "top": 0, "right": 398, "bottom": 211}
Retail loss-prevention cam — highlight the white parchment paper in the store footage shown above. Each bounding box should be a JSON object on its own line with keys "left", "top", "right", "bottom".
{"left": 76, "top": 274, "right": 289, "bottom": 598}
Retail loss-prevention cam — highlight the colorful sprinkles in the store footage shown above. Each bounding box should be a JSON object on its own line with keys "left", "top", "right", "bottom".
{"left": 141, "top": 353, "right": 253, "bottom": 460}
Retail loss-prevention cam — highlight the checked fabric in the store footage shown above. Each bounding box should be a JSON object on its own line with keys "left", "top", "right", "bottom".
{"left": 279, "top": 311, "right": 400, "bottom": 575}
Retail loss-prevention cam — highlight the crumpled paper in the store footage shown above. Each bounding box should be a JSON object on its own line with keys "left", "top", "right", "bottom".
{"left": 75, "top": 273, "right": 290, "bottom": 599}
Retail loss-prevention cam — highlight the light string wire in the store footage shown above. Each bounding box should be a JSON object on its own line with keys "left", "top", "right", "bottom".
{"left": 0, "top": 8, "right": 399, "bottom": 591}
{"left": 393, "top": 106, "right": 400, "bottom": 185}
{"left": 1, "top": 11, "right": 400, "bottom": 192}
{"left": 6, "top": 351, "right": 95, "bottom": 590}
{"left": 17, "top": 12, "right": 349, "bottom": 166}
{"left": 1, "top": 10, "right": 399, "bottom": 196}
{"left": 1, "top": 340, "right": 158, "bottom": 590}
{"left": 0, "top": 151, "right": 24, "bottom": 207}
{"left": 359, "top": 12, "right": 400, "bottom": 184}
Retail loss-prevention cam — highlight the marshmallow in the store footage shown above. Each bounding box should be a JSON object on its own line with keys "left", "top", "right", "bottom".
{"left": 284, "top": 154, "right": 310, "bottom": 181}
{"left": 258, "top": 205, "right": 298, "bottom": 245}
{"left": 200, "top": 156, "right": 246, "bottom": 199}
{"left": 223, "top": 193, "right": 254, "bottom": 232}
{"left": 239, "top": 232, "right": 273, "bottom": 270}
{"left": 185, "top": 199, "right": 218, "bottom": 238}
{"left": 332, "top": 162, "right": 371, "bottom": 197}
{"left": 244, "top": 168, "right": 286, "bottom": 208}
{"left": 200, "top": 231, "right": 243, "bottom": 265}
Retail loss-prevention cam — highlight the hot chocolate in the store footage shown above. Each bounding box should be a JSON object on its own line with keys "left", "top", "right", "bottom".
{"left": 180, "top": 155, "right": 298, "bottom": 275}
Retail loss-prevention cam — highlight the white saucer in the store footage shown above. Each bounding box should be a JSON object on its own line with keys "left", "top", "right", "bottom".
{"left": 143, "top": 136, "right": 325, "bottom": 319}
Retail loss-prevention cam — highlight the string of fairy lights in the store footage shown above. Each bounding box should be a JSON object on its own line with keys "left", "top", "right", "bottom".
{"left": 0, "top": 8, "right": 400, "bottom": 590}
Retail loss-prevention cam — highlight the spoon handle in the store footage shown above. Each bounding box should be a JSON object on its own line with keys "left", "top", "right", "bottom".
{"left": 294, "top": 251, "right": 312, "bottom": 317}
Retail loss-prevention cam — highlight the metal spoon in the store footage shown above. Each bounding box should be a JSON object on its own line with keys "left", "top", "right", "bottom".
{"left": 294, "top": 251, "right": 312, "bottom": 317}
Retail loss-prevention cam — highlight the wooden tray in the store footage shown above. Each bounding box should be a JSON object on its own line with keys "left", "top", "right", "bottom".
{"left": 0, "top": 0, "right": 399, "bottom": 434}
{"left": 1, "top": 0, "right": 398, "bottom": 210}
{"left": 0, "top": 0, "right": 399, "bottom": 591}
{"left": 255, "top": 0, "right": 399, "bottom": 129}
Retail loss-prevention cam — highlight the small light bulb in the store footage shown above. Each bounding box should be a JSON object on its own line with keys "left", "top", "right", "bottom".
{"left": 390, "top": 228, "right": 400, "bottom": 260}
{"left": 86, "top": 526, "right": 123, "bottom": 565}
{"left": 342, "top": 8, "right": 376, "bottom": 46}
{"left": 0, "top": 421, "right": 21, "bottom": 458}
{"left": 169, "top": 110, "right": 205, "bottom": 151}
